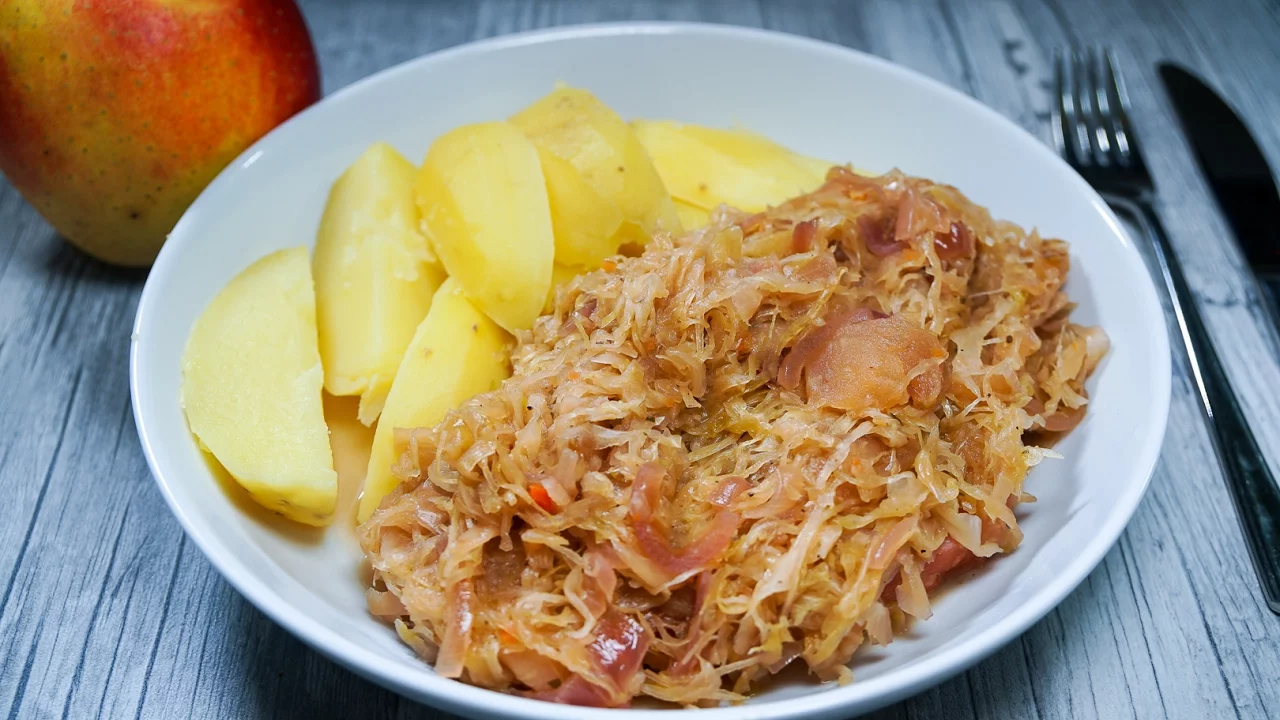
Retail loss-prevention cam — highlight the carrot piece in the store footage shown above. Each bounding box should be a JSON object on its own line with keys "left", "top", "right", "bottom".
{"left": 528, "top": 483, "right": 557, "bottom": 512}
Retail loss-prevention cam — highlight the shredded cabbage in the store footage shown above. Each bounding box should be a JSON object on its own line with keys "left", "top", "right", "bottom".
{"left": 359, "top": 168, "right": 1107, "bottom": 707}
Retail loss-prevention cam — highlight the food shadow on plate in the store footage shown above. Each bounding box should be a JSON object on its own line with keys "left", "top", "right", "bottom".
{"left": 195, "top": 392, "right": 375, "bottom": 547}
{"left": 200, "top": 450, "right": 328, "bottom": 546}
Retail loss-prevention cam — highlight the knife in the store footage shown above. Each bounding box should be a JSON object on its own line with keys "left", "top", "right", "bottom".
{"left": 1158, "top": 63, "right": 1280, "bottom": 338}
{"left": 1159, "top": 64, "right": 1280, "bottom": 612}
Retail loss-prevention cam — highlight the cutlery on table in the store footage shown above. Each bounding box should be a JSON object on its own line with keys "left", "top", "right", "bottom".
{"left": 1051, "top": 47, "right": 1280, "bottom": 614}
{"left": 1158, "top": 63, "right": 1280, "bottom": 346}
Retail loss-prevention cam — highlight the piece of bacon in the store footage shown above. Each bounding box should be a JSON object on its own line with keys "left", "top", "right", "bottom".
{"left": 1026, "top": 396, "right": 1088, "bottom": 433}
{"left": 791, "top": 219, "right": 818, "bottom": 253}
{"left": 858, "top": 213, "right": 902, "bottom": 256}
{"left": 530, "top": 610, "right": 649, "bottom": 707}
{"left": 628, "top": 464, "right": 747, "bottom": 582}
{"left": 778, "top": 305, "right": 884, "bottom": 391}
{"left": 780, "top": 306, "right": 946, "bottom": 414}
{"left": 531, "top": 676, "right": 616, "bottom": 707}
{"left": 920, "top": 537, "right": 981, "bottom": 590}
{"left": 880, "top": 535, "right": 984, "bottom": 606}
{"left": 934, "top": 221, "right": 975, "bottom": 262}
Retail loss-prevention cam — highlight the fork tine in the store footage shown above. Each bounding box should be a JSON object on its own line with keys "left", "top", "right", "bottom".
{"left": 1098, "top": 48, "right": 1134, "bottom": 165}
{"left": 1051, "top": 48, "right": 1069, "bottom": 160}
{"left": 1056, "top": 48, "right": 1092, "bottom": 166}
{"left": 1072, "top": 48, "right": 1107, "bottom": 167}
{"left": 1086, "top": 47, "right": 1113, "bottom": 162}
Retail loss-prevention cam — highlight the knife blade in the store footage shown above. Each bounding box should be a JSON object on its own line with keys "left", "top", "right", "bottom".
{"left": 1158, "top": 63, "right": 1280, "bottom": 334}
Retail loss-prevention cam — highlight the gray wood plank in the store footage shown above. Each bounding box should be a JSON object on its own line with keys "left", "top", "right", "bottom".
{"left": 1036, "top": 2, "right": 1280, "bottom": 719}
{"left": 1, "top": 0, "right": 1279, "bottom": 718}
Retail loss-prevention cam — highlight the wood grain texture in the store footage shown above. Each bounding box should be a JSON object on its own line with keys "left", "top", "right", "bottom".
{"left": 1, "top": 0, "right": 1278, "bottom": 718}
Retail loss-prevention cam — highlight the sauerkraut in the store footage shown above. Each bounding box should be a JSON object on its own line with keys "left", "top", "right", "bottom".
{"left": 358, "top": 168, "right": 1109, "bottom": 707}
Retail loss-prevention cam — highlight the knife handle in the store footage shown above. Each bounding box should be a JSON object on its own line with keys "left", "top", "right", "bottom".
{"left": 1118, "top": 195, "right": 1280, "bottom": 614}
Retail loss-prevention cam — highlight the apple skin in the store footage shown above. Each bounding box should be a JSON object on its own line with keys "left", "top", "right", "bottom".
{"left": 0, "top": 0, "right": 321, "bottom": 266}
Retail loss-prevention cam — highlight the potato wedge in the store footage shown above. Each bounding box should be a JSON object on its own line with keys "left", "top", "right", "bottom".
{"left": 531, "top": 148, "right": 626, "bottom": 263}
{"left": 358, "top": 278, "right": 511, "bottom": 521}
{"left": 416, "top": 122, "right": 554, "bottom": 333}
{"left": 632, "top": 120, "right": 832, "bottom": 212}
{"left": 679, "top": 124, "right": 833, "bottom": 185}
{"left": 313, "top": 142, "right": 445, "bottom": 426}
{"left": 511, "top": 88, "right": 681, "bottom": 267}
{"left": 674, "top": 199, "right": 711, "bottom": 230}
{"left": 181, "top": 247, "right": 337, "bottom": 526}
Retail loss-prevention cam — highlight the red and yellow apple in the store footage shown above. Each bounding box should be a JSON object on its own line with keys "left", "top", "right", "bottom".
{"left": 0, "top": 0, "right": 321, "bottom": 266}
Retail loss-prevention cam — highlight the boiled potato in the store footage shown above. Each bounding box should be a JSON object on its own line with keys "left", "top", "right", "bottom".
{"left": 680, "top": 124, "right": 834, "bottom": 183}
{"left": 313, "top": 143, "right": 446, "bottom": 426}
{"left": 416, "top": 122, "right": 554, "bottom": 334}
{"left": 181, "top": 247, "right": 337, "bottom": 526}
{"left": 793, "top": 153, "right": 837, "bottom": 181}
{"left": 632, "top": 121, "right": 832, "bottom": 212}
{"left": 511, "top": 88, "right": 681, "bottom": 267}
{"left": 358, "top": 278, "right": 512, "bottom": 521}
{"left": 529, "top": 148, "right": 625, "bottom": 264}
{"left": 674, "top": 200, "right": 711, "bottom": 230}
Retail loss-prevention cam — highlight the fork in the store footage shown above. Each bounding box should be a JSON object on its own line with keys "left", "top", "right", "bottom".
{"left": 1053, "top": 47, "right": 1280, "bottom": 614}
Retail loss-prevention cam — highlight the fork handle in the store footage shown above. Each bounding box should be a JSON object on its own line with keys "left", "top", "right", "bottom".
{"left": 1112, "top": 194, "right": 1280, "bottom": 614}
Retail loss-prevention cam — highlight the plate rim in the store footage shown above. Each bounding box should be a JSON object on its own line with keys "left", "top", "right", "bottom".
{"left": 130, "top": 20, "right": 1173, "bottom": 720}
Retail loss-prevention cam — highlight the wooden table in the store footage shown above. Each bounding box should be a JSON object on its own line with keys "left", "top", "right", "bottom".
{"left": 3, "top": 0, "right": 1279, "bottom": 717}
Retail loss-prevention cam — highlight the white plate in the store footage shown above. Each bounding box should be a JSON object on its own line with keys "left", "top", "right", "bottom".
{"left": 131, "top": 22, "right": 1172, "bottom": 720}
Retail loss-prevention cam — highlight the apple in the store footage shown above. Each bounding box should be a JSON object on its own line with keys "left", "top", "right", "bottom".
{"left": 0, "top": 0, "right": 321, "bottom": 266}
